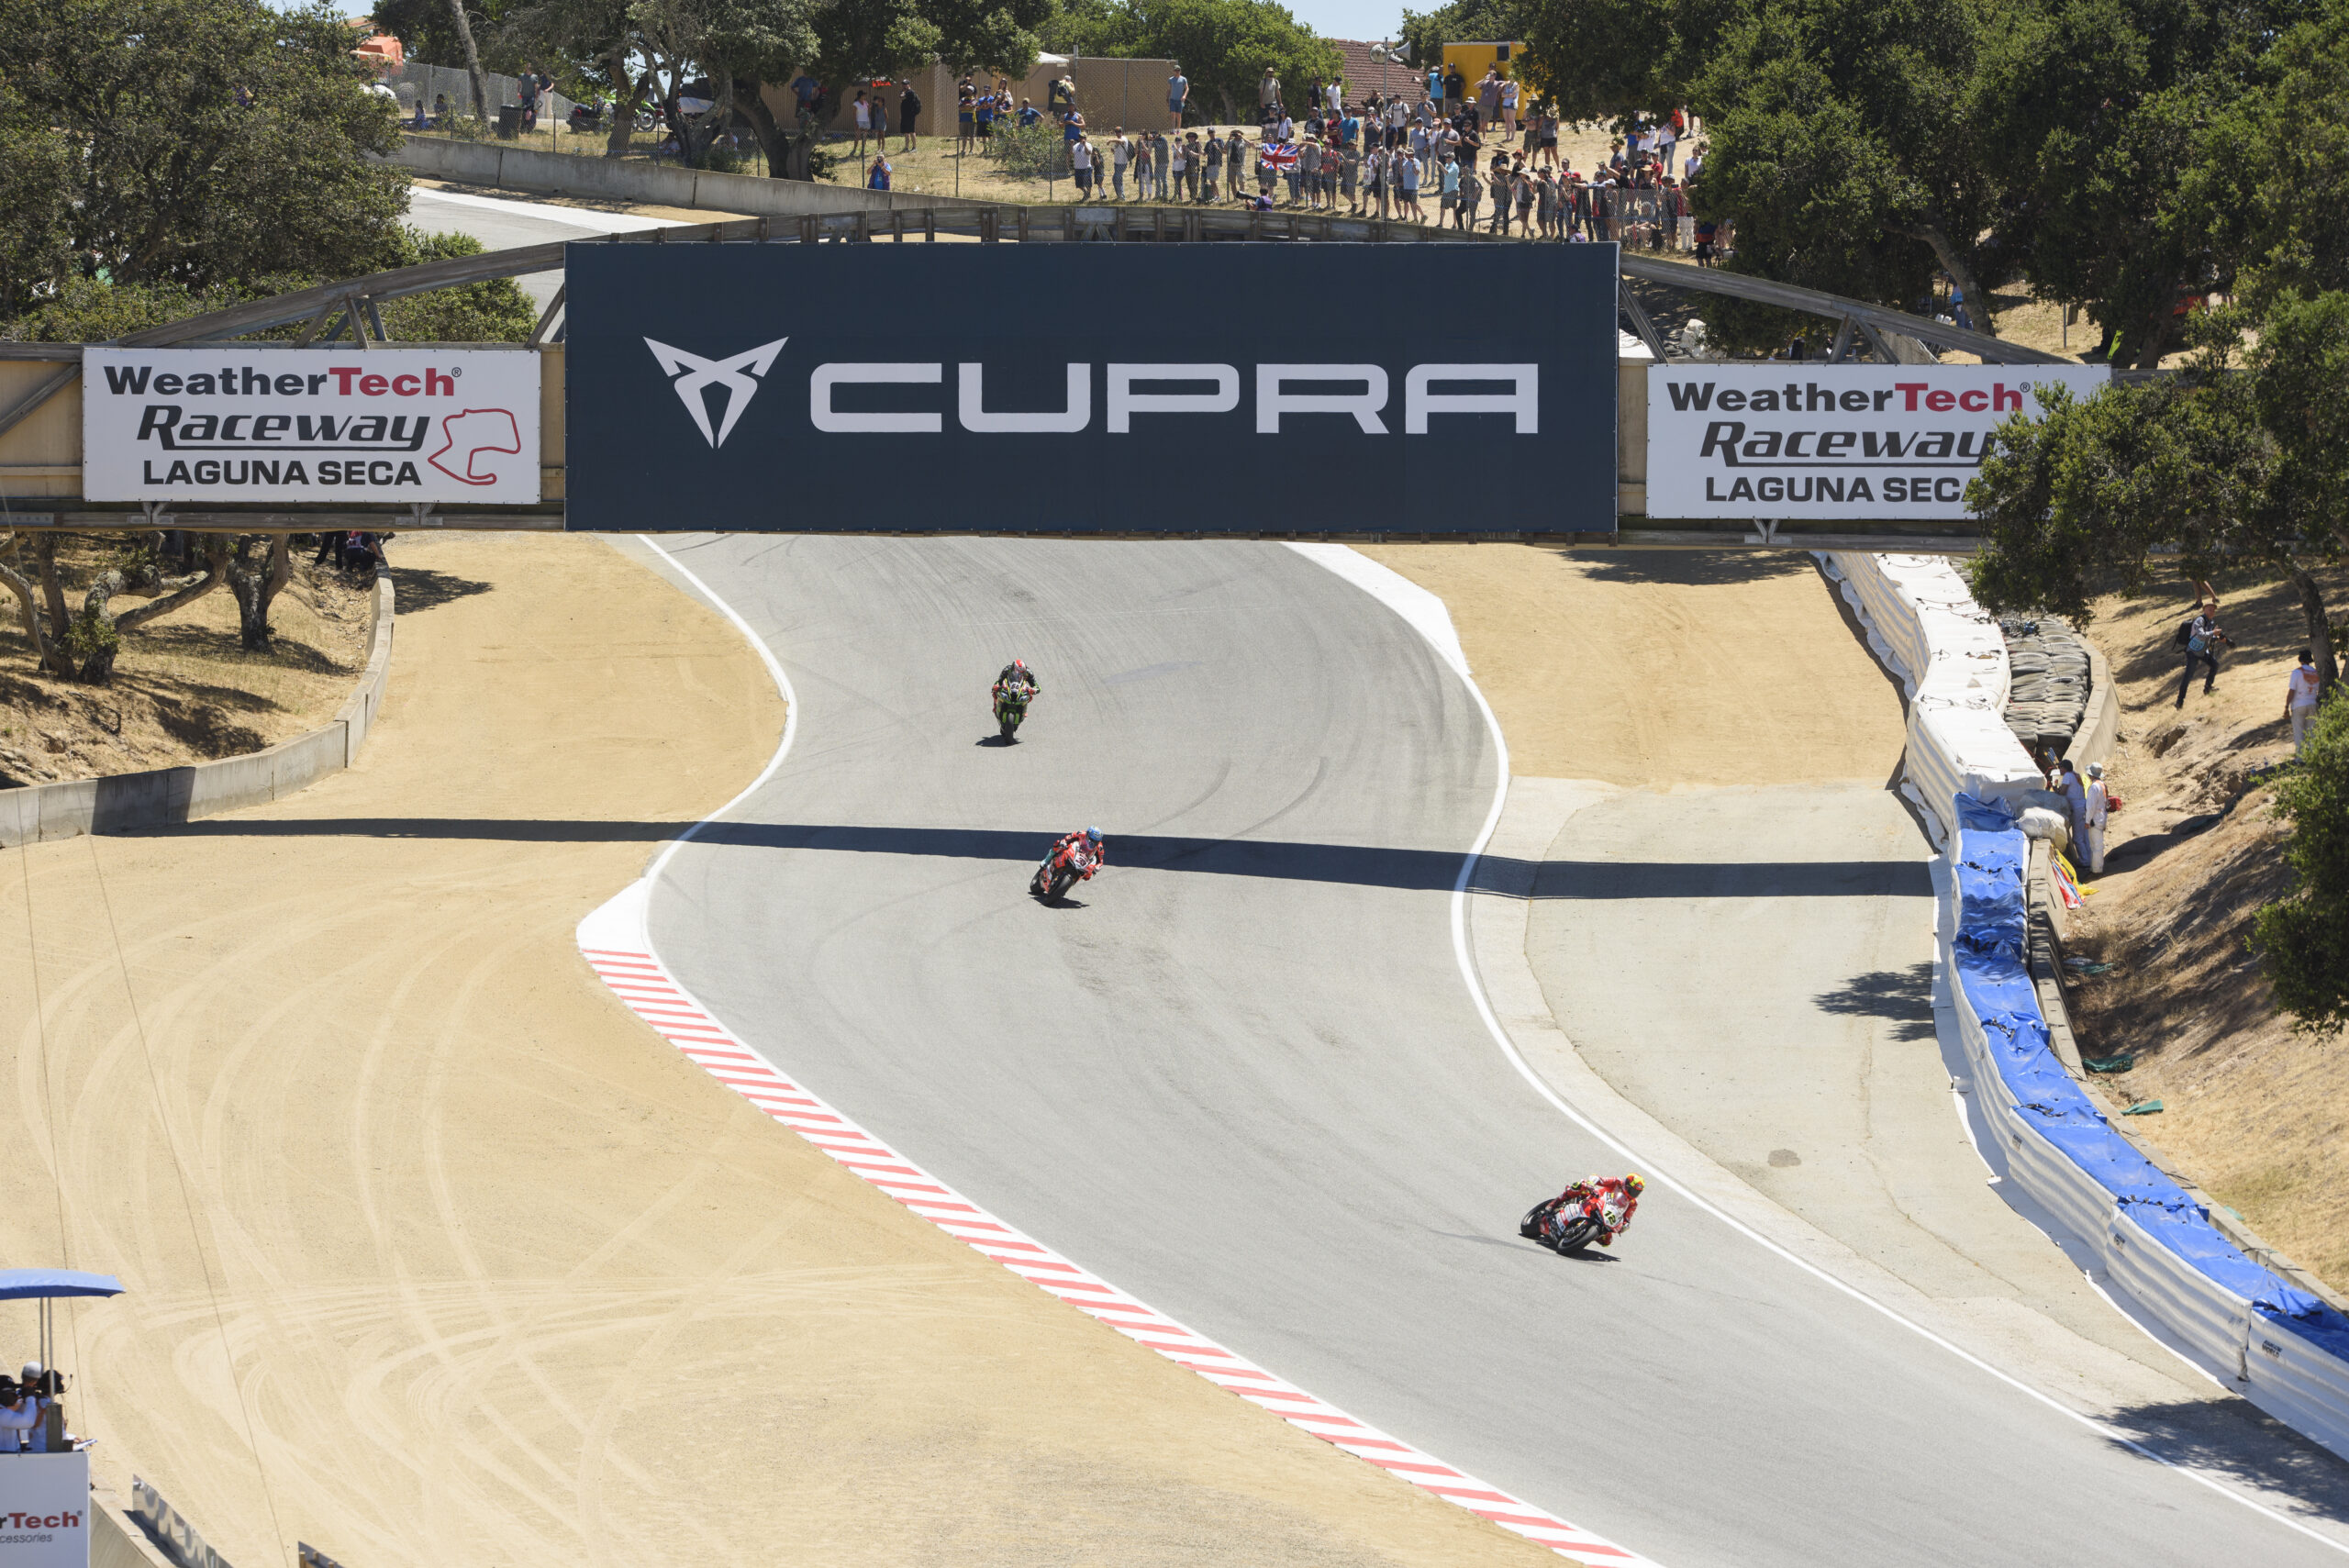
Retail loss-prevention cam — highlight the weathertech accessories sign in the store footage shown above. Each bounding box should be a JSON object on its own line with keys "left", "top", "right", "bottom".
{"left": 1645, "top": 364, "right": 2110, "bottom": 520}
{"left": 562, "top": 242, "right": 1621, "bottom": 533}
{"left": 83, "top": 348, "right": 540, "bottom": 504}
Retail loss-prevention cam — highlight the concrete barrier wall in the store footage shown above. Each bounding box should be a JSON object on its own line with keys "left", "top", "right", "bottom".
{"left": 0, "top": 575, "right": 395, "bottom": 849}
{"left": 1837, "top": 550, "right": 2349, "bottom": 1462}
{"left": 1817, "top": 551, "right": 2041, "bottom": 843}
{"left": 386, "top": 135, "right": 982, "bottom": 217}
{"left": 2063, "top": 636, "right": 2121, "bottom": 770}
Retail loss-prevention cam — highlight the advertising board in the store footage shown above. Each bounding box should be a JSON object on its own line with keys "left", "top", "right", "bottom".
{"left": 1645, "top": 363, "right": 2110, "bottom": 520}
{"left": 562, "top": 242, "right": 1621, "bottom": 534}
{"left": 0, "top": 1451, "right": 87, "bottom": 1568}
{"left": 83, "top": 349, "right": 541, "bottom": 505}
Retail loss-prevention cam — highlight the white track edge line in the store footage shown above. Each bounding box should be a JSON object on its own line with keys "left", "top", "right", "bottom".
{"left": 597, "top": 533, "right": 1652, "bottom": 1567}
{"left": 1277, "top": 543, "right": 2348, "bottom": 1556}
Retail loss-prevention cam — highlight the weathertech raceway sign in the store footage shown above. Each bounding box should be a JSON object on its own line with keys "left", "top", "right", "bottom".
{"left": 1645, "top": 363, "right": 2110, "bottom": 520}
{"left": 83, "top": 348, "right": 540, "bottom": 504}
{"left": 562, "top": 241, "right": 1622, "bottom": 533}
{"left": 0, "top": 1451, "right": 87, "bottom": 1568}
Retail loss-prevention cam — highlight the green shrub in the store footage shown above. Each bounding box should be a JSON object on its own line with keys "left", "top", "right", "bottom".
{"left": 2251, "top": 693, "right": 2349, "bottom": 1036}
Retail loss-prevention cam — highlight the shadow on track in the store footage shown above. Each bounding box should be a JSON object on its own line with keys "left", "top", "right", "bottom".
{"left": 126, "top": 817, "right": 1935, "bottom": 897}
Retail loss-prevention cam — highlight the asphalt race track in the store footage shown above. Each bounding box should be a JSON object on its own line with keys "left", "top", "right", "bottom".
{"left": 640, "top": 534, "right": 2344, "bottom": 1568}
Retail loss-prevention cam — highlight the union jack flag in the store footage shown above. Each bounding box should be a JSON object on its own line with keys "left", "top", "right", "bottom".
{"left": 1262, "top": 141, "right": 1298, "bottom": 172}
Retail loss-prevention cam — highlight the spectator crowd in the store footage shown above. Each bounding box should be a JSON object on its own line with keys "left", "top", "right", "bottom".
{"left": 930, "top": 61, "right": 1722, "bottom": 253}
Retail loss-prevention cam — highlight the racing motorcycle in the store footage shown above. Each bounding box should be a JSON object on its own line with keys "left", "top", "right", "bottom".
{"left": 993, "top": 681, "right": 1034, "bottom": 741}
{"left": 1030, "top": 838, "right": 1099, "bottom": 900}
{"left": 1520, "top": 1183, "right": 1631, "bottom": 1255}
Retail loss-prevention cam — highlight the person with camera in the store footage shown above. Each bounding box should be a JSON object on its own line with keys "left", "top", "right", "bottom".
{"left": 2175, "top": 581, "right": 2232, "bottom": 708}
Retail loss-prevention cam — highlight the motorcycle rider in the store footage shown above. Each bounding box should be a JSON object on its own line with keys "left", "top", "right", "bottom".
{"left": 995, "top": 658, "right": 1040, "bottom": 698}
{"left": 1523, "top": 1173, "right": 1643, "bottom": 1248}
{"left": 1052, "top": 825, "right": 1104, "bottom": 868}
{"left": 1033, "top": 827, "right": 1106, "bottom": 896}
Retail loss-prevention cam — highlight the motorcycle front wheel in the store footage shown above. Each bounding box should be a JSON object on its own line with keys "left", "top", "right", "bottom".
{"left": 1553, "top": 1217, "right": 1601, "bottom": 1254}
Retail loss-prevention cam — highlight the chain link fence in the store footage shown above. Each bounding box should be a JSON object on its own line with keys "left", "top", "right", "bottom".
{"left": 385, "top": 61, "right": 578, "bottom": 129}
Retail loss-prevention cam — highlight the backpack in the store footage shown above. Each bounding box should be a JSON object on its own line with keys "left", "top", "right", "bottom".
{"left": 2174, "top": 617, "right": 2194, "bottom": 650}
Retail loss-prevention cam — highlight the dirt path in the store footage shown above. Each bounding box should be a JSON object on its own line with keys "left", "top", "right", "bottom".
{"left": 1359, "top": 545, "right": 1907, "bottom": 784}
{"left": 0, "top": 533, "right": 1550, "bottom": 1568}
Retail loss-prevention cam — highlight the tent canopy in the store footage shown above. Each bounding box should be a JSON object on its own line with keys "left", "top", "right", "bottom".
{"left": 0, "top": 1271, "right": 124, "bottom": 1302}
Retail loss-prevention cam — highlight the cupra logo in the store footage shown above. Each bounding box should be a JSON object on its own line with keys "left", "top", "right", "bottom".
{"left": 644, "top": 337, "right": 786, "bottom": 449}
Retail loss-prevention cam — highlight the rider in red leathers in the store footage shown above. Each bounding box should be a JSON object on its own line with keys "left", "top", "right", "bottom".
{"left": 1522, "top": 1173, "right": 1643, "bottom": 1249}
{"left": 1032, "top": 827, "right": 1105, "bottom": 896}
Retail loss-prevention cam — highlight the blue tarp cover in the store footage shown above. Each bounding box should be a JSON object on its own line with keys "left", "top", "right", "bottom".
{"left": 1950, "top": 806, "right": 2349, "bottom": 1358}
{"left": 0, "top": 1269, "right": 123, "bottom": 1301}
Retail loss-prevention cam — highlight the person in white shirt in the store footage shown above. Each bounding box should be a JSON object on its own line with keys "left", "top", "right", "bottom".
{"left": 2288, "top": 649, "right": 2323, "bottom": 755}
{"left": 0, "top": 1375, "right": 37, "bottom": 1455}
{"left": 2082, "top": 762, "right": 2110, "bottom": 874}
{"left": 1656, "top": 116, "right": 1678, "bottom": 172}
{"left": 2059, "top": 758, "right": 2088, "bottom": 861}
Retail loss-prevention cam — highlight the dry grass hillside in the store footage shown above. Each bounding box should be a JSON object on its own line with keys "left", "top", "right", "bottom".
{"left": 0, "top": 536, "right": 375, "bottom": 787}
{"left": 2060, "top": 566, "right": 2349, "bottom": 1294}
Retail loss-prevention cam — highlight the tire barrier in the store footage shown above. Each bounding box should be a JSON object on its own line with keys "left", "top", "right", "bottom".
{"left": 1998, "top": 617, "right": 2093, "bottom": 757}
{"left": 1827, "top": 549, "right": 2349, "bottom": 1462}
{"left": 1817, "top": 552, "right": 2042, "bottom": 844}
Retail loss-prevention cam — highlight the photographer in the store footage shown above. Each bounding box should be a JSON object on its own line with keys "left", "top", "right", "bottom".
{"left": 2175, "top": 581, "right": 2232, "bottom": 708}
{"left": 0, "top": 1375, "right": 36, "bottom": 1454}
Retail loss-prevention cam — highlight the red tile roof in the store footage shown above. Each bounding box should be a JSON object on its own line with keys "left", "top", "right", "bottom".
{"left": 1326, "top": 39, "right": 1424, "bottom": 109}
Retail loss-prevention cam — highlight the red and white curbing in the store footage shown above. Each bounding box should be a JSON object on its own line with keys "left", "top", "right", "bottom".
{"left": 576, "top": 880, "right": 1651, "bottom": 1566}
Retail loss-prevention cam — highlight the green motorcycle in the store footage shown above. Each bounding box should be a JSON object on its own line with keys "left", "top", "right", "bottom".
{"left": 993, "top": 681, "right": 1033, "bottom": 741}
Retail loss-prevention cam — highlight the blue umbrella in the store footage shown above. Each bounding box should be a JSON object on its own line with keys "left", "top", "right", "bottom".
{"left": 0, "top": 1272, "right": 123, "bottom": 1302}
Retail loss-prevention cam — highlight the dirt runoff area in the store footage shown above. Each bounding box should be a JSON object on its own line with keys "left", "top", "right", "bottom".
{"left": 2056, "top": 568, "right": 2349, "bottom": 1297}
{"left": 1360, "top": 544, "right": 1908, "bottom": 784}
{"left": 0, "top": 540, "right": 375, "bottom": 787}
{"left": 0, "top": 532, "right": 1553, "bottom": 1568}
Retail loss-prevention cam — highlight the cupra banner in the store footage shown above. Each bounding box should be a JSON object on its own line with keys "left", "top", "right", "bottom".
{"left": 562, "top": 241, "right": 1622, "bottom": 532}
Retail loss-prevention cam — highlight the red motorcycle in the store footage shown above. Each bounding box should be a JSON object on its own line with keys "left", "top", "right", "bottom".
{"left": 1030, "top": 838, "right": 1100, "bottom": 900}
{"left": 1520, "top": 1182, "right": 1634, "bottom": 1255}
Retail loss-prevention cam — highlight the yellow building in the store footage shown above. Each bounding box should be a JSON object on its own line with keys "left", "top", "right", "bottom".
{"left": 1442, "top": 40, "right": 1528, "bottom": 90}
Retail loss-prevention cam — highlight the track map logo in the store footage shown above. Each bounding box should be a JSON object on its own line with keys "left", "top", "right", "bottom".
{"left": 646, "top": 338, "right": 787, "bottom": 449}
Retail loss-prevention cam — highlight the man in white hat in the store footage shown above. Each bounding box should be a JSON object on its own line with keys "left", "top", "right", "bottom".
{"left": 2082, "top": 762, "right": 2110, "bottom": 875}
